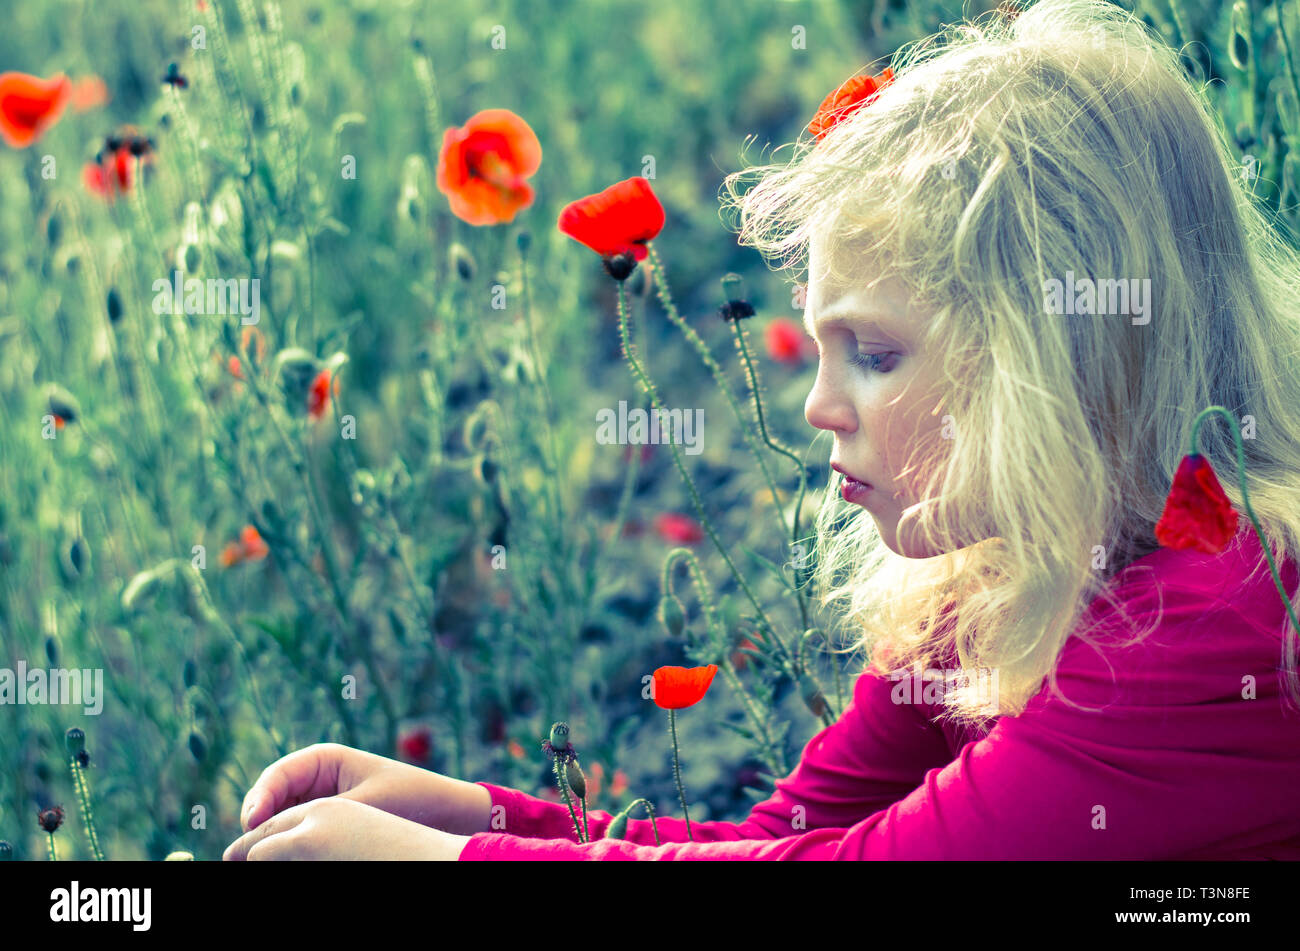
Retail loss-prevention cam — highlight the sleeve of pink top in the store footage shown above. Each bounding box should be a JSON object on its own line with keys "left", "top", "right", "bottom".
{"left": 464, "top": 655, "right": 955, "bottom": 850}
{"left": 460, "top": 575, "right": 1300, "bottom": 859}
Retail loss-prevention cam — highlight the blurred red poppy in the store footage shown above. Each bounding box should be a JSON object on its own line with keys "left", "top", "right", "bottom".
{"left": 82, "top": 147, "right": 135, "bottom": 201}
{"left": 764, "top": 317, "right": 815, "bottom": 364}
{"left": 397, "top": 726, "right": 433, "bottom": 763}
{"left": 307, "top": 369, "right": 335, "bottom": 422}
{"left": 220, "top": 525, "right": 269, "bottom": 567}
{"left": 652, "top": 664, "right": 718, "bottom": 709}
{"left": 436, "top": 108, "right": 541, "bottom": 225}
{"left": 653, "top": 512, "right": 704, "bottom": 545}
{"left": 0, "top": 72, "right": 104, "bottom": 148}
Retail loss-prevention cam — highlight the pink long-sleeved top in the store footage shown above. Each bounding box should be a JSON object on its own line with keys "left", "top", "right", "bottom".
{"left": 459, "top": 526, "right": 1300, "bottom": 860}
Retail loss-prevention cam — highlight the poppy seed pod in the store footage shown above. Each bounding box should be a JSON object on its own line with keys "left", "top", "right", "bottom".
{"left": 549, "top": 721, "right": 570, "bottom": 749}
{"left": 183, "top": 658, "right": 198, "bottom": 689}
{"left": 44, "top": 634, "right": 60, "bottom": 666}
{"left": 188, "top": 730, "right": 207, "bottom": 762}
{"left": 565, "top": 760, "right": 587, "bottom": 799}
{"left": 106, "top": 288, "right": 123, "bottom": 323}
{"left": 601, "top": 252, "right": 637, "bottom": 282}
{"left": 449, "top": 242, "right": 476, "bottom": 281}
{"left": 45, "top": 384, "right": 80, "bottom": 426}
{"left": 606, "top": 809, "right": 630, "bottom": 840}
{"left": 516, "top": 230, "right": 532, "bottom": 256}
{"left": 65, "top": 727, "right": 85, "bottom": 757}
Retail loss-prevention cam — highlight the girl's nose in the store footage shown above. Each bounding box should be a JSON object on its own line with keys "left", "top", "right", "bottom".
{"left": 805, "top": 363, "right": 856, "bottom": 435}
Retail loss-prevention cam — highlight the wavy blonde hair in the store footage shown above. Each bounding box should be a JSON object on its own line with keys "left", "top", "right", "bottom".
{"left": 720, "top": 0, "right": 1300, "bottom": 726}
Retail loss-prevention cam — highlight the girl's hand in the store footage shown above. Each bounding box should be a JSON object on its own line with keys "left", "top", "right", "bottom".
{"left": 222, "top": 797, "right": 472, "bottom": 860}
{"left": 234, "top": 742, "right": 493, "bottom": 837}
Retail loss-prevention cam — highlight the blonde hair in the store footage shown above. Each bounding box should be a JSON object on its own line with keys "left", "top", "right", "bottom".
{"left": 720, "top": 0, "right": 1300, "bottom": 725}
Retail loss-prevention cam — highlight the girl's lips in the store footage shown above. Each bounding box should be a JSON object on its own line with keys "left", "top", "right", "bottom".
{"left": 832, "top": 463, "right": 872, "bottom": 503}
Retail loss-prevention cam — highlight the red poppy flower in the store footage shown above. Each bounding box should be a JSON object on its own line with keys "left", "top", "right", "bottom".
{"left": 307, "top": 369, "right": 335, "bottom": 421}
{"left": 220, "top": 525, "right": 269, "bottom": 567}
{"left": 436, "top": 108, "right": 541, "bottom": 226}
{"left": 226, "top": 326, "right": 266, "bottom": 380}
{"left": 652, "top": 664, "right": 718, "bottom": 709}
{"left": 653, "top": 512, "right": 704, "bottom": 545}
{"left": 808, "top": 67, "right": 895, "bottom": 142}
{"left": 0, "top": 72, "right": 106, "bottom": 148}
{"left": 397, "top": 726, "right": 433, "bottom": 763}
{"left": 764, "top": 317, "right": 814, "bottom": 364}
{"left": 558, "top": 176, "right": 664, "bottom": 262}
{"left": 731, "top": 636, "right": 760, "bottom": 671}
{"left": 1154, "top": 454, "right": 1240, "bottom": 554}
{"left": 0, "top": 72, "right": 70, "bottom": 147}
{"left": 82, "top": 147, "right": 135, "bottom": 201}
{"left": 507, "top": 738, "right": 526, "bottom": 760}
{"left": 610, "top": 768, "right": 629, "bottom": 798}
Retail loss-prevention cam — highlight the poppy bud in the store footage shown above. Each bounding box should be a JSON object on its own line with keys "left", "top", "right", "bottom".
{"left": 183, "top": 658, "right": 198, "bottom": 688}
{"left": 516, "top": 230, "right": 532, "bottom": 256}
{"left": 106, "top": 288, "right": 123, "bottom": 324}
{"left": 188, "top": 730, "right": 207, "bottom": 762}
{"left": 45, "top": 384, "right": 81, "bottom": 426}
{"left": 659, "top": 594, "right": 685, "bottom": 638}
{"left": 0, "top": 841, "right": 11, "bottom": 860}
{"left": 478, "top": 455, "right": 499, "bottom": 484}
{"left": 606, "top": 809, "right": 630, "bottom": 840}
{"left": 565, "top": 760, "right": 587, "bottom": 799}
{"left": 47, "top": 214, "right": 61, "bottom": 246}
{"left": 164, "top": 850, "right": 194, "bottom": 861}
{"left": 65, "top": 727, "right": 85, "bottom": 757}
{"left": 44, "top": 634, "right": 60, "bottom": 666}
{"left": 799, "top": 672, "right": 827, "bottom": 717}
{"left": 549, "top": 721, "right": 570, "bottom": 749}
{"left": 37, "top": 805, "right": 65, "bottom": 834}
{"left": 449, "top": 242, "right": 476, "bottom": 281}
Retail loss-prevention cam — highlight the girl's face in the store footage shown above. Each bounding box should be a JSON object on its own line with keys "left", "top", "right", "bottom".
{"left": 803, "top": 241, "right": 953, "bottom": 558}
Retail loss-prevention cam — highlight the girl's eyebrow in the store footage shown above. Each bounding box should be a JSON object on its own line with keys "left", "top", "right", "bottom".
{"left": 803, "top": 305, "right": 895, "bottom": 337}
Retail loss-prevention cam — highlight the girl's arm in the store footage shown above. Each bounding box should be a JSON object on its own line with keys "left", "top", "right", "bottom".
{"left": 461, "top": 582, "right": 1300, "bottom": 859}
{"left": 470, "top": 658, "right": 955, "bottom": 846}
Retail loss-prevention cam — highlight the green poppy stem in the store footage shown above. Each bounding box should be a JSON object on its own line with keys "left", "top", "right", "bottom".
{"left": 615, "top": 282, "right": 782, "bottom": 656}
{"left": 69, "top": 756, "right": 105, "bottom": 861}
{"left": 1188, "top": 406, "right": 1300, "bottom": 649}
{"left": 668, "top": 708, "right": 693, "bottom": 841}
{"left": 47, "top": 832, "right": 57, "bottom": 862}
{"left": 555, "top": 760, "right": 586, "bottom": 843}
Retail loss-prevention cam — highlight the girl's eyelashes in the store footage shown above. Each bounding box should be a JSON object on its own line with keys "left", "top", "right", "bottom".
{"left": 849, "top": 351, "right": 896, "bottom": 373}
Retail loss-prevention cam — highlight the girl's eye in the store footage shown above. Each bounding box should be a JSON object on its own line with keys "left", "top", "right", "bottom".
{"left": 849, "top": 351, "right": 895, "bottom": 373}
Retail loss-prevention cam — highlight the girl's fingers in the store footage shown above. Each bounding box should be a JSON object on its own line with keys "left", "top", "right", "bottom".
{"left": 223, "top": 802, "right": 309, "bottom": 860}
{"left": 240, "top": 744, "right": 345, "bottom": 832}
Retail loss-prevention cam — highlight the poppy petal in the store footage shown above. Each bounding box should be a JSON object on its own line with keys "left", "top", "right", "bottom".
{"left": 1154, "top": 454, "right": 1240, "bottom": 554}
{"left": 558, "top": 177, "right": 665, "bottom": 259}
